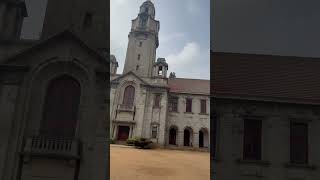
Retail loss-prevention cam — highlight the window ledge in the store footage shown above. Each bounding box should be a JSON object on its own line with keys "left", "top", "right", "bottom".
{"left": 199, "top": 113, "right": 209, "bottom": 115}
{"left": 184, "top": 112, "right": 194, "bottom": 114}
{"left": 236, "top": 159, "right": 271, "bottom": 166}
{"left": 169, "top": 111, "right": 179, "bottom": 113}
{"left": 284, "top": 162, "right": 317, "bottom": 170}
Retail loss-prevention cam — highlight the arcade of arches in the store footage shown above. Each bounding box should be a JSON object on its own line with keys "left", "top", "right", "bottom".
{"left": 168, "top": 126, "right": 209, "bottom": 149}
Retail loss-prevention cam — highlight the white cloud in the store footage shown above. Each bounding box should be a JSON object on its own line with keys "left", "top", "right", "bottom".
{"left": 166, "top": 42, "right": 201, "bottom": 66}
{"left": 166, "top": 42, "right": 210, "bottom": 79}
{"left": 160, "top": 32, "right": 185, "bottom": 44}
{"left": 186, "top": 0, "right": 201, "bottom": 14}
{"left": 113, "top": 0, "right": 127, "bottom": 5}
{"left": 165, "top": 42, "right": 209, "bottom": 79}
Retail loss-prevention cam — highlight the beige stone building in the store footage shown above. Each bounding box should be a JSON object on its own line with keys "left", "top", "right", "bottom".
{"left": 110, "top": 0, "right": 210, "bottom": 149}
{"left": 0, "top": 0, "right": 108, "bottom": 179}
{"left": 212, "top": 52, "right": 320, "bottom": 180}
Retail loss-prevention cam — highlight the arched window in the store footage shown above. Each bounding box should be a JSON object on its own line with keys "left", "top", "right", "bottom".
{"left": 41, "top": 75, "right": 81, "bottom": 137}
{"left": 123, "top": 85, "right": 135, "bottom": 106}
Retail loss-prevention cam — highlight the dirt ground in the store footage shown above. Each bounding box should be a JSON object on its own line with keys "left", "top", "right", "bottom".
{"left": 110, "top": 144, "right": 210, "bottom": 180}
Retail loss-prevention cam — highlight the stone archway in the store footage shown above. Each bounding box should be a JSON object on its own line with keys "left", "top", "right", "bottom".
{"left": 169, "top": 126, "right": 178, "bottom": 145}
{"left": 184, "top": 127, "right": 193, "bottom": 147}
{"left": 199, "top": 128, "right": 209, "bottom": 148}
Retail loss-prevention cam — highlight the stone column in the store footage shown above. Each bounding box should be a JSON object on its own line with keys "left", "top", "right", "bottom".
{"left": 155, "top": 66, "right": 159, "bottom": 76}
{"left": 111, "top": 124, "right": 115, "bottom": 139}
{"left": 178, "top": 131, "right": 184, "bottom": 147}
{"left": 0, "top": 84, "right": 20, "bottom": 179}
{"left": 0, "top": 4, "right": 6, "bottom": 36}
{"left": 193, "top": 132, "right": 199, "bottom": 148}
{"left": 113, "top": 125, "right": 118, "bottom": 140}
{"left": 129, "top": 125, "right": 133, "bottom": 138}
{"left": 5, "top": 6, "right": 16, "bottom": 39}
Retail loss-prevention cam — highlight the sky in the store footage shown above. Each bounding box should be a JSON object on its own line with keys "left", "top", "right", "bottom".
{"left": 21, "top": 0, "right": 48, "bottom": 39}
{"left": 19, "top": 0, "right": 320, "bottom": 79}
{"left": 111, "top": 0, "right": 210, "bottom": 79}
{"left": 212, "top": 0, "right": 320, "bottom": 58}
{"left": 21, "top": 0, "right": 210, "bottom": 80}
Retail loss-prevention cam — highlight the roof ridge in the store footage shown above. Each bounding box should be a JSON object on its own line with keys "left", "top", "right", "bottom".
{"left": 170, "top": 77, "right": 210, "bottom": 81}
{"left": 213, "top": 51, "right": 320, "bottom": 60}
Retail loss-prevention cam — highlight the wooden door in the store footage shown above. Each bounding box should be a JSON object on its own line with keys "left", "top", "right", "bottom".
{"left": 117, "top": 126, "right": 130, "bottom": 141}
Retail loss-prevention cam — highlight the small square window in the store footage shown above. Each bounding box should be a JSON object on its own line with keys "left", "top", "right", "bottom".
{"left": 139, "top": 42, "right": 142, "bottom": 47}
{"left": 83, "top": 12, "right": 93, "bottom": 28}
{"left": 138, "top": 54, "right": 141, "bottom": 60}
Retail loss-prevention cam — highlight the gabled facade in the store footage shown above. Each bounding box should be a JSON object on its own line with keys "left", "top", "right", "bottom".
{"left": 0, "top": 0, "right": 109, "bottom": 179}
{"left": 212, "top": 52, "right": 320, "bottom": 180}
{"left": 110, "top": 0, "right": 210, "bottom": 149}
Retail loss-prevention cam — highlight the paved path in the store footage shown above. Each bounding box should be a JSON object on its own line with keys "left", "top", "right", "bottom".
{"left": 110, "top": 145, "right": 210, "bottom": 180}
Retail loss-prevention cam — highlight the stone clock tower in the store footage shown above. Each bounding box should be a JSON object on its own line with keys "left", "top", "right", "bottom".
{"left": 0, "top": 0, "right": 28, "bottom": 41}
{"left": 41, "top": 0, "right": 108, "bottom": 53}
{"left": 122, "top": 0, "right": 160, "bottom": 77}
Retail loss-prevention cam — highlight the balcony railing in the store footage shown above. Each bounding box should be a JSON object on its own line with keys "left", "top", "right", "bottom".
{"left": 23, "top": 135, "right": 80, "bottom": 159}
{"left": 117, "top": 104, "right": 135, "bottom": 112}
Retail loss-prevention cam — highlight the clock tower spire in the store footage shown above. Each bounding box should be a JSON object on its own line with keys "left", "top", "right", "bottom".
{"left": 122, "top": 0, "right": 160, "bottom": 77}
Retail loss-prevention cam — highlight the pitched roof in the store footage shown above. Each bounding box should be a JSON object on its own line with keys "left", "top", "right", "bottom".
{"left": 212, "top": 52, "right": 320, "bottom": 105}
{"left": 111, "top": 71, "right": 150, "bottom": 86}
{"left": 3, "top": 30, "right": 107, "bottom": 65}
{"left": 168, "top": 78, "right": 210, "bottom": 95}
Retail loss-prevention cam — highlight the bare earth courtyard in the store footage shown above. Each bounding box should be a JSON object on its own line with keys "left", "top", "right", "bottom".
{"left": 110, "top": 144, "right": 210, "bottom": 180}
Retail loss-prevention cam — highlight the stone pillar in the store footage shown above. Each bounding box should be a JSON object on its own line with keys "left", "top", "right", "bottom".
{"left": 0, "top": 4, "right": 6, "bottom": 33}
{"left": 0, "top": 84, "right": 20, "bottom": 180}
{"left": 164, "top": 68, "right": 167, "bottom": 77}
{"left": 129, "top": 125, "right": 133, "bottom": 138}
{"left": 5, "top": 6, "right": 16, "bottom": 39}
{"left": 178, "top": 131, "right": 184, "bottom": 147}
{"left": 193, "top": 132, "right": 199, "bottom": 148}
{"left": 113, "top": 125, "right": 118, "bottom": 140}
{"left": 112, "top": 125, "right": 116, "bottom": 139}
{"left": 155, "top": 66, "right": 159, "bottom": 76}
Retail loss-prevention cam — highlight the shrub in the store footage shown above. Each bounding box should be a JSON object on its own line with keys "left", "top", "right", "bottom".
{"left": 126, "top": 137, "right": 138, "bottom": 146}
{"left": 134, "top": 137, "right": 153, "bottom": 149}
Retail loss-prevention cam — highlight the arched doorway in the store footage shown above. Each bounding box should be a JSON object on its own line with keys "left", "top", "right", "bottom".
{"left": 184, "top": 127, "right": 193, "bottom": 146}
{"left": 169, "top": 127, "right": 177, "bottom": 145}
{"left": 199, "top": 131, "right": 204, "bottom": 147}
{"left": 41, "top": 75, "right": 81, "bottom": 137}
{"left": 199, "top": 128, "right": 209, "bottom": 148}
{"left": 117, "top": 126, "right": 130, "bottom": 141}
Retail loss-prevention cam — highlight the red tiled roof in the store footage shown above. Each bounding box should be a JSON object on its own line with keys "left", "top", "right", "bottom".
{"left": 168, "top": 78, "right": 210, "bottom": 95}
{"left": 212, "top": 52, "right": 320, "bottom": 104}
